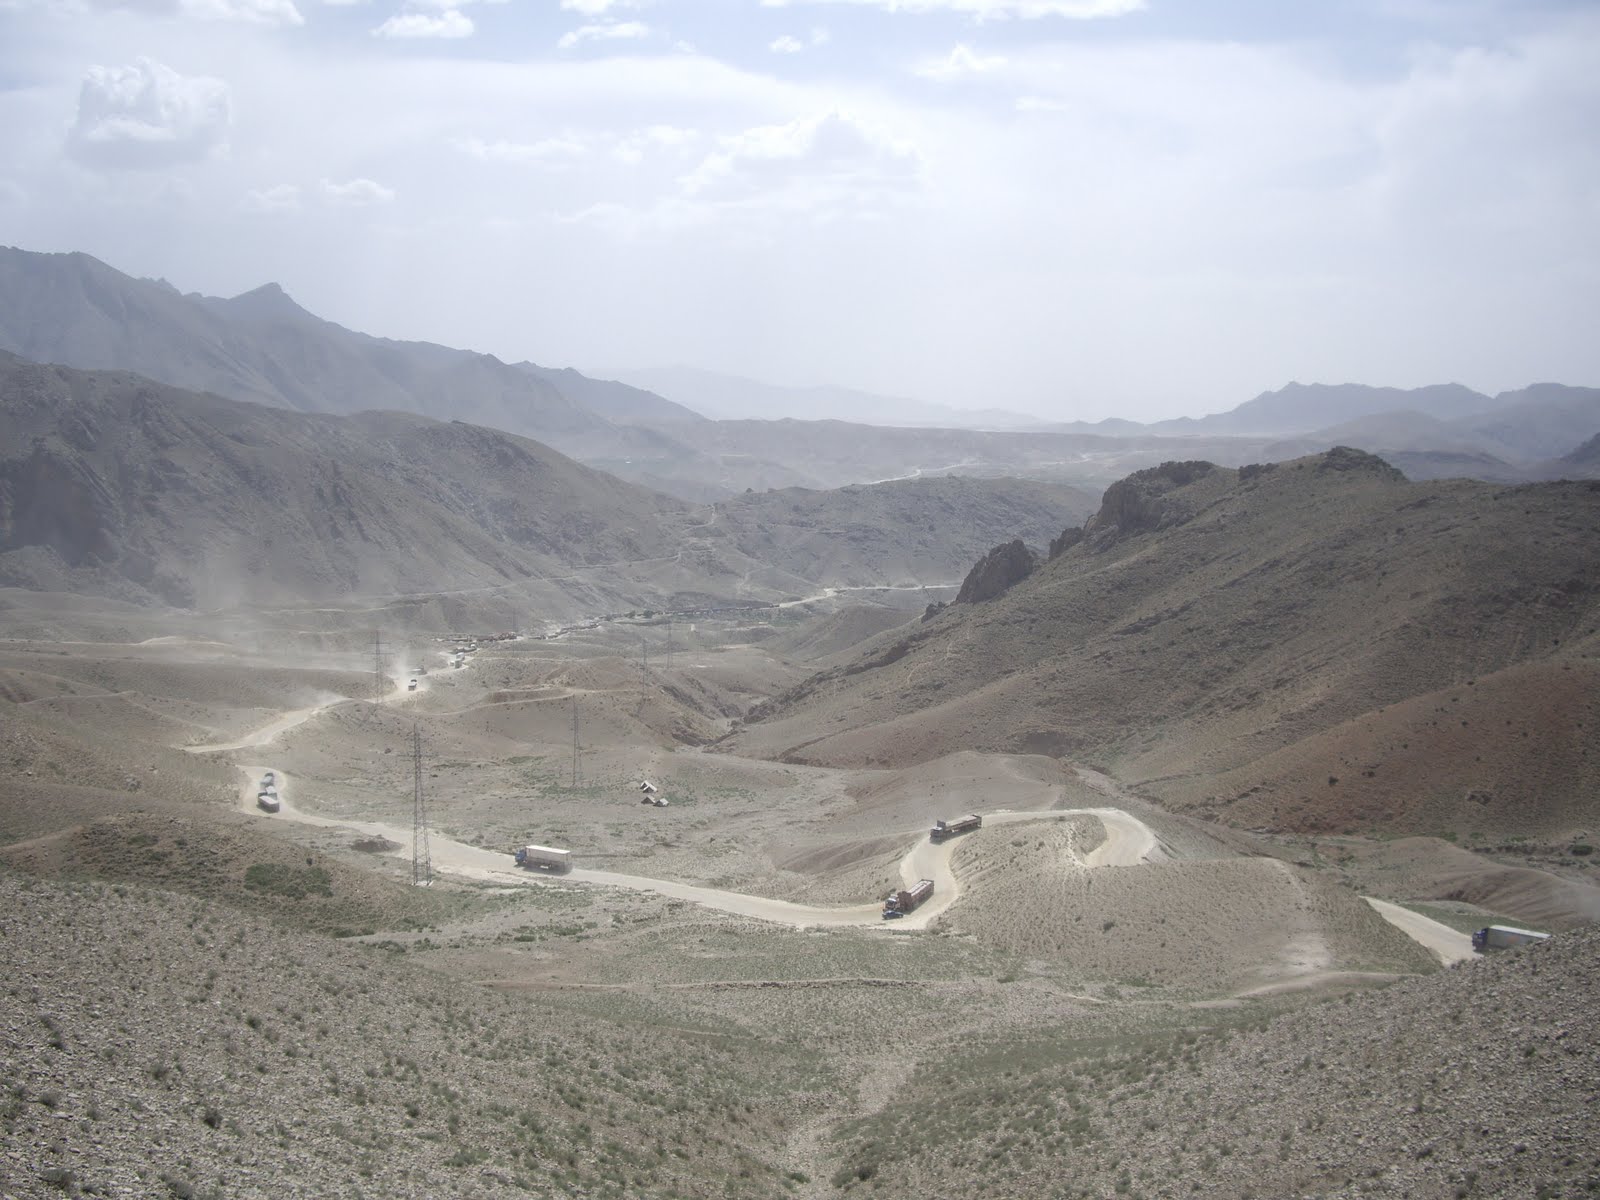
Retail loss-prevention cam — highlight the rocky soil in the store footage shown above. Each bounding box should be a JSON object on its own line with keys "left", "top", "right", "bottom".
{"left": 0, "top": 870, "right": 805, "bottom": 1200}
{"left": 832, "top": 927, "right": 1599, "bottom": 1199}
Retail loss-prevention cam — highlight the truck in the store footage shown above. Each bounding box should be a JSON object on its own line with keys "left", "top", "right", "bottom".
{"left": 930, "top": 814, "right": 982, "bottom": 842}
{"left": 882, "top": 879, "right": 934, "bottom": 919}
{"left": 256, "top": 788, "right": 280, "bottom": 814}
{"left": 1471, "top": 924, "right": 1550, "bottom": 952}
{"left": 514, "top": 845, "right": 573, "bottom": 874}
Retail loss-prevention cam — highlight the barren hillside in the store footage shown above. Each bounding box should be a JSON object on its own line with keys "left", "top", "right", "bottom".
{"left": 1, "top": 356, "right": 1091, "bottom": 620}
{"left": 728, "top": 451, "right": 1600, "bottom": 840}
{"left": 831, "top": 926, "right": 1599, "bottom": 1199}
{"left": 708, "top": 476, "right": 1097, "bottom": 589}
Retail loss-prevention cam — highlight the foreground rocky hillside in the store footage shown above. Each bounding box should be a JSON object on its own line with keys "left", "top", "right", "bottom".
{"left": 0, "top": 870, "right": 802, "bottom": 1200}
{"left": 4, "top": 864, "right": 1594, "bottom": 1200}
{"left": 729, "top": 451, "right": 1600, "bottom": 842}
{"left": 832, "top": 926, "right": 1599, "bottom": 1199}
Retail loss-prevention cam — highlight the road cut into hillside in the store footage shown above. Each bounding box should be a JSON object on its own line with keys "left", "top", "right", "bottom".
{"left": 204, "top": 683, "right": 1465, "bottom": 963}
{"left": 227, "top": 761, "right": 1164, "bottom": 930}
{"left": 184, "top": 674, "right": 423, "bottom": 754}
{"left": 1363, "top": 898, "right": 1476, "bottom": 965}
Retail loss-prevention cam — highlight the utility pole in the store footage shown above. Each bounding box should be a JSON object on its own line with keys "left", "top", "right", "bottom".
{"left": 411, "top": 725, "right": 431, "bottom": 887}
{"left": 666, "top": 619, "right": 674, "bottom": 667}
{"left": 570, "top": 697, "right": 583, "bottom": 789}
{"left": 641, "top": 636, "right": 648, "bottom": 678}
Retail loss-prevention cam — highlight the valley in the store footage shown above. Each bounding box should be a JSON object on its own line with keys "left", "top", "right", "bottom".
{"left": 2, "top": 276, "right": 1598, "bottom": 1197}
{"left": 4, "top": 516, "right": 1597, "bottom": 1196}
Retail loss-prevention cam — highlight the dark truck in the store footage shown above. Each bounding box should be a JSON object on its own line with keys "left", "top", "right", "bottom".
{"left": 1471, "top": 925, "right": 1550, "bottom": 952}
{"left": 882, "top": 879, "right": 934, "bottom": 919}
{"left": 930, "top": 814, "right": 982, "bottom": 842}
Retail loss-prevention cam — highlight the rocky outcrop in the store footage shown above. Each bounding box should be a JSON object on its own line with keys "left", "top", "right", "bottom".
{"left": 1081, "top": 460, "right": 1217, "bottom": 547}
{"left": 1317, "top": 444, "right": 1406, "bottom": 479}
{"left": 954, "top": 538, "right": 1038, "bottom": 604}
{"left": 1047, "top": 526, "right": 1084, "bottom": 561}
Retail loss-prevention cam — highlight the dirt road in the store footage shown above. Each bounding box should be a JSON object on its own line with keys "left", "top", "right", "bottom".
{"left": 229, "top": 760, "right": 1164, "bottom": 930}
{"left": 1364, "top": 898, "right": 1477, "bottom": 965}
{"left": 185, "top": 675, "right": 418, "bottom": 754}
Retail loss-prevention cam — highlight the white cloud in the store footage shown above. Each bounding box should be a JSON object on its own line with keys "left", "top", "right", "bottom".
{"left": 560, "top": 0, "right": 638, "bottom": 12}
{"left": 66, "top": 58, "right": 231, "bottom": 170}
{"left": 242, "top": 182, "right": 301, "bottom": 212}
{"left": 760, "top": 0, "right": 1141, "bottom": 17}
{"left": 557, "top": 20, "right": 648, "bottom": 50}
{"left": 320, "top": 177, "right": 396, "bottom": 205}
{"left": 612, "top": 123, "right": 698, "bottom": 164}
{"left": 769, "top": 35, "right": 804, "bottom": 54}
{"left": 456, "top": 134, "right": 590, "bottom": 165}
{"left": 373, "top": 7, "right": 473, "bottom": 36}
{"left": 682, "top": 109, "right": 921, "bottom": 200}
{"left": 915, "top": 44, "right": 1006, "bottom": 80}
{"left": 86, "top": 0, "right": 303, "bottom": 24}
{"left": 456, "top": 126, "right": 695, "bottom": 169}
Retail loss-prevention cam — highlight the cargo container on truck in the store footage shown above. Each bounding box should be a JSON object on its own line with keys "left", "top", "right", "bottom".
{"left": 930, "top": 814, "right": 982, "bottom": 842}
{"left": 1471, "top": 925, "right": 1550, "bottom": 952}
{"left": 515, "top": 845, "right": 572, "bottom": 874}
{"left": 883, "top": 879, "right": 934, "bottom": 919}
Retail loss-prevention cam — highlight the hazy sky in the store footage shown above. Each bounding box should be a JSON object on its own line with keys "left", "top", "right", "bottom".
{"left": 1, "top": 0, "right": 1596, "bottom": 421}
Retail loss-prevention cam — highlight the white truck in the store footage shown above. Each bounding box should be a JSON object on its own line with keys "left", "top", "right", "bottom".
{"left": 514, "top": 845, "right": 572, "bottom": 874}
{"left": 1471, "top": 924, "right": 1550, "bottom": 952}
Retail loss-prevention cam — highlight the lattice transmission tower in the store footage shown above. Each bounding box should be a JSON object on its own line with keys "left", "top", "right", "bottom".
{"left": 411, "top": 725, "right": 432, "bottom": 887}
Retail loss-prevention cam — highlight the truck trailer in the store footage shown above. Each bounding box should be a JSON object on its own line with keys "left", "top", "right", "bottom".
{"left": 883, "top": 879, "right": 934, "bottom": 919}
{"left": 514, "top": 845, "right": 573, "bottom": 874}
{"left": 930, "top": 814, "right": 982, "bottom": 842}
{"left": 1471, "top": 924, "right": 1550, "bottom": 952}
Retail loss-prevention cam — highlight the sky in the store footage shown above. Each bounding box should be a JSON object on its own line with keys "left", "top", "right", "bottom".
{"left": 0, "top": 0, "right": 1596, "bottom": 422}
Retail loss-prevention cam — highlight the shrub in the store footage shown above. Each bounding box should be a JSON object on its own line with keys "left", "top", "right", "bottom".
{"left": 243, "top": 863, "right": 333, "bottom": 899}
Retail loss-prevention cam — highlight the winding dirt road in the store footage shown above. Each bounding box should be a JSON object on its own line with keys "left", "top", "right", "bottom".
{"left": 228, "top": 764, "right": 1163, "bottom": 930}
{"left": 196, "top": 665, "right": 1466, "bottom": 960}
{"left": 184, "top": 675, "right": 418, "bottom": 754}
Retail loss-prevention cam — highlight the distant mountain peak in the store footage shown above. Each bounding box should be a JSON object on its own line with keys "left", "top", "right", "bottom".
{"left": 217, "top": 281, "right": 311, "bottom": 321}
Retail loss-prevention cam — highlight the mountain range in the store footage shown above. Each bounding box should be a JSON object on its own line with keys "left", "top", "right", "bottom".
{"left": 598, "top": 364, "right": 1045, "bottom": 429}
{"left": 0, "top": 352, "right": 1093, "bottom": 615}
{"left": 6, "top": 246, "right": 1596, "bottom": 498}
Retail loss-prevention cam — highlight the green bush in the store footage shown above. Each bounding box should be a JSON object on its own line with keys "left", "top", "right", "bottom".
{"left": 243, "top": 863, "right": 333, "bottom": 899}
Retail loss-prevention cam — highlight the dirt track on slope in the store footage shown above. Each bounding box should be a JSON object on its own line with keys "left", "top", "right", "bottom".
{"left": 1364, "top": 897, "right": 1476, "bottom": 965}
{"left": 234, "top": 760, "right": 1163, "bottom": 930}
